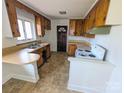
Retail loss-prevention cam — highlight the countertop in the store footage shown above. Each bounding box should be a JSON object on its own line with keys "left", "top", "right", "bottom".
{"left": 68, "top": 40, "right": 91, "bottom": 50}
{"left": 2, "top": 43, "right": 49, "bottom": 65}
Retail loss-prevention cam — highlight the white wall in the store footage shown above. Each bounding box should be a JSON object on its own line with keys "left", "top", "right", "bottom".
{"left": 39, "top": 19, "right": 94, "bottom": 51}
{"left": 2, "top": 0, "right": 17, "bottom": 48}
{"left": 68, "top": 57, "right": 114, "bottom": 93}
{"left": 68, "top": 36, "right": 93, "bottom": 42}
{"left": 2, "top": 0, "right": 36, "bottom": 48}
{"left": 39, "top": 19, "right": 69, "bottom": 51}
{"left": 92, "top": 26, "right": 122, "bottom": 93}
{"left": 2, "top": 62, "right": 39, "bottom": 84}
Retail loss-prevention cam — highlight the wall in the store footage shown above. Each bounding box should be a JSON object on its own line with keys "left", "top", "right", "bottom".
{"left": 2, "top": 2, "right": 91, "bottom": 50}
{"left": 2, "top": 0, "right": 63, "bottom": 50}
{"left": 2, "top": 62, "right": 39, "bottom": 84}
{"left": 39, "top": 19, "right": 69, "bottom": 51}
{"left": 68, "top": 57, "right": 114, "bottom": 93}
{"left": 2, "top": 0, "right": 36, "bottom": 48}
{"left": 39, "top": 19, "right": 93, "bottom": 51}
{"left": 2, "top": 0, "right": 39, "bottom": 84}
{"left": 92, "top": 26, "right": 122, "bottom": 93}
{"left": 2, "top": 0, "right": 17, "bottom": 48}
{"left": 68, "top": 36, "right": 93, "bottom": 42}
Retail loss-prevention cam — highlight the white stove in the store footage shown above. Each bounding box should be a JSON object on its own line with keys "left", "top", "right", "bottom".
{"left": 75, "top": 44, "right": 106, "bottom": 61}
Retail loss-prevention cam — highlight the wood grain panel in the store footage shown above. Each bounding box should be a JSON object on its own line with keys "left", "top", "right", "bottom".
{"left": 95, "top": 0, "right": 110, "bottom": 26}
{"left": 75, "top": 20, "right": 83, "bottom": 36}
{"left": 68, "top": 44, "right": 77, "bottom": 56}
{"left": 5, "top": 0, "right": 20, "bottom": 37}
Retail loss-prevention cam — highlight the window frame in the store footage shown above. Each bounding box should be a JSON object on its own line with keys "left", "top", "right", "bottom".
{"left": 16, "top": 8, "right": 37, "bottom": 44}
{"left": 17, "top": 18, "right": 34, "bottom": 40}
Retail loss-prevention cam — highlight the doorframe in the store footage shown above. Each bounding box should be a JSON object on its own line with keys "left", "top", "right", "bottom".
{"left": 57, "top": 25, "right": 68, "bottom": 52}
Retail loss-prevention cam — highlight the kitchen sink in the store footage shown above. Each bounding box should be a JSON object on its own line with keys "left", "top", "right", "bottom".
{"left": 28, "top": 43, "right": 41, "bottom": 49}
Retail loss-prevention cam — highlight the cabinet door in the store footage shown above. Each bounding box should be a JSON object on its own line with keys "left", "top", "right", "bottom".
{"left": 33, "top": 48, "right": 43, "bottom": 67}
{"left": 46, "top": 44, "right": 51, "bottom": 58}
{"left": 41, "top": 17, "right": 45, "bottom": 36}
{"left": 69, "top": 20, "right": 76, "bottom": 35}
{"left": 47, "top": 19, "right": 51, "bottom": 30}
{"left": 75, "top": 20, "right": 83, "bottom": 36}
{"left": 83, "top": 19, "right": 89, "bottom": 33}
{"left": 37, "top": 55, "right": 43, "bottom": 67}
{"left": 68, "top": 44, "right": 77, "bottom": 56}
{"left": 48, "top": 20, "right": 51, "bottom": 30}
{"left": 35, "top": 16, "right": 45, "bottom": 37}
{"left": 35, "top": 15, "right": 42, "bottom": 36}
{"left": 86, "top": 6, "right": 96, "bottom": 32}
{"left": 5, "top": 0, "right": 20, "bottom": 37}
{"left": 95, "top": 0, "right": 110, "bottom": 26}
{"left": 44, "top": 17, "right": 47, "bottom": 30}
{"left": 82, "top": 19, "right": 95, "bottom": 38}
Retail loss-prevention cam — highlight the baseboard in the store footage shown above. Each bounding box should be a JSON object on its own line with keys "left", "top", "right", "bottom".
{"left": 68, "top": 83, "right": 102, "bottom": 93}
{"left": 2, "top": 73, "right": 39, "bottom": 85}
{"left": 13, "top": 74, "right": 39, "bottom": 83}
{"left": 2, "top": 74, "right": 13, "bottom": 84}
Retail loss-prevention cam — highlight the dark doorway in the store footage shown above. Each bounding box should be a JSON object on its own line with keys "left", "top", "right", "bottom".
{"left": 57, "top": 26, "right": 67, "bottom": 52}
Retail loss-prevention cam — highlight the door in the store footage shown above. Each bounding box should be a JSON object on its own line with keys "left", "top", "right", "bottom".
{"left": 57, "top": 26, "right": 67, "bottom": 52}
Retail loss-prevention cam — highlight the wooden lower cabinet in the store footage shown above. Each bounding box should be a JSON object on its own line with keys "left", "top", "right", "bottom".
{"left": 46, "top": 44, "right": 51, "bottom": 58}
{"left": 68, "top": 44, "right": 77, "bottom": 56}
{"left": 37, "top": 54, "right": 43, "bottom": 67}
{"left": 33, "top": 44, "right": 51, "bottom": 67}
{"left": 33, "top": 48, "right": 43, "bottom": 67}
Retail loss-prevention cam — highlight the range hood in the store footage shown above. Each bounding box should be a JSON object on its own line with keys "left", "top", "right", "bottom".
{"left": 88, "top": 26, "right": 111, "bottom": 34}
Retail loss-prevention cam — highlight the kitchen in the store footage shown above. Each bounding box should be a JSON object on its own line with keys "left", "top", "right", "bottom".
{"left": 2, "top": 0, "right": 122, "bottom": 93}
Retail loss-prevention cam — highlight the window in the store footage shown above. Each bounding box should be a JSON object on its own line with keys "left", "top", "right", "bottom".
{"left": 17, "top": 19, "right": 34, "bottom": 41}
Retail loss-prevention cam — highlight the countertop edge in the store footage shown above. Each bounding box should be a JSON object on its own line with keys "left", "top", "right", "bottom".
{"left": 2, "top": 43, "right": 49, "bottom": 65}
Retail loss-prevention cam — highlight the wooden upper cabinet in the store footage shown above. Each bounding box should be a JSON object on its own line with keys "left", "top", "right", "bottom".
{"left": 5, "top": 0, "right": 20, "bottom": 37}
{"left": 47, "top": 19, "right": 51, "bottom": 30}
{"left": 82, "top": 19, "right": 89, "bottom": 33}
{"left": 69, "top": 19, "right": 94, "bottom": 38}
{"left": 69, "top": 20, "right": 76, "bottom": 35}
{"left": 86, "top": 6, "right": 96, "bottom": 32}
{"left": 44, "top": 17, "right": 47, "bottom": 30}
{"left": 94, "top": 0, "right": 110, "bottom": 26}
{"left": 46, "top": 18, "right": 51, "bottom": 30}
{"left": 35, "top": 15, "right": 45, "bottom": 37}
{"left": 43, "top": 17, "right": 51, "bottom": 30}
{"left": 69, "top": 19, "right": 83, "bottom": 36}
{"left": 90, "top": 0, "right": 121, "bottom": 26}
{"left": 75, "top": 20, "right": 83, "bottom": 36}
{"left": 41, "top": 16, "right": 45, "bottom": 36}
{"left": 35, "top": 15, "right": 42, "bottom": 36}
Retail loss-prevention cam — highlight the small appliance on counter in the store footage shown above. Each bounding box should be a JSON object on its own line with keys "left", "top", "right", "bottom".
{"left": 75, "top": 44, "right": 107, "bottom": 61}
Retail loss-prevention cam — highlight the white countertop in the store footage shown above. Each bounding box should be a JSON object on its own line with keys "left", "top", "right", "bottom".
{"left": 2, "top": 43, "right": 49, "bottom": 65}
{"left": 68, "top": 57, "right": 112, "bottom": 64}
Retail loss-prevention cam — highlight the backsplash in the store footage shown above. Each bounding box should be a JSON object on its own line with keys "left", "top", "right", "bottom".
{"left": 68, "top": 36, "right": 94, "bottom": 44}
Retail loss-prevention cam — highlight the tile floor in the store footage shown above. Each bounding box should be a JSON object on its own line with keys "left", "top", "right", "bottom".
{"left": 2, "top": 52, "right": 81, "bottom": 93}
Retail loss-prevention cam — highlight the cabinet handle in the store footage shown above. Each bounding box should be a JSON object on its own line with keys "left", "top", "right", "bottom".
{"left": 12, "top": 31, "right": 15, "bottom": 35}
{"left": 104, "top": 16, "right": 106, "bottom": 21}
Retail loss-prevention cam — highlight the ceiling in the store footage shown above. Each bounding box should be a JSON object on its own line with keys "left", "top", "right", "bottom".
{"left": 19, "top": 0, "right": 97, "bottom": 19}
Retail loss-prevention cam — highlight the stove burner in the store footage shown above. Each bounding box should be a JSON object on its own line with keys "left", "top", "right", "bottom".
{"left": 78, "top": 49, "right": 84, "bottom": 51}
{"left": 80, "top": 54, "right": 86, "bottom": 56}
{"left": 85, "top": 50, "right": 91, "bottom": 52}
{"left": 89, "top": 54, "right": 96, "bottom": 57}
